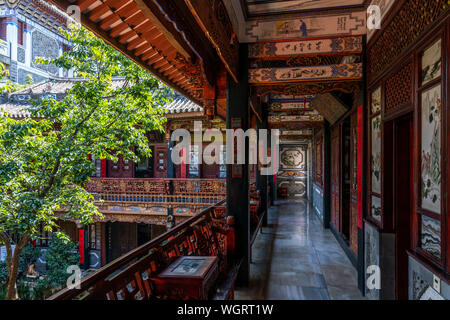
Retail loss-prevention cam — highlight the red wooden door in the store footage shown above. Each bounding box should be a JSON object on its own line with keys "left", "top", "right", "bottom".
{"left": 331, "top": 126, "right": 341, "bottom": 231}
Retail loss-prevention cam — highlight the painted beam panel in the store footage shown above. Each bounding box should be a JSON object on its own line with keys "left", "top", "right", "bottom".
{"left": 244, "top": 12, "right": 366, "bottom": 42}
{"left": 246, "top": 0, "right": 364, "bottom": 16}
{"left": 269, "top": 101, "right": 312, "bottom": 112}
{"left": 280, "top": 129, "right": 313, "bottom": 136}
{"left": 269, "top": 113, "right": 324, "bottom": 123}
{"left": 249, "top": 63, "right": 363, "bottom": 84}
{"left": 249, "top": 36, "right": 363, "bottom": 58}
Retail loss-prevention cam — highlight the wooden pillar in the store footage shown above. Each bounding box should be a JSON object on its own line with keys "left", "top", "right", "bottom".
{"left": 226, "top": 44, "right": 250, "bottom": 286}
{"left": 256, "top": 116, "right": 269, "bottom": 227}
{"left": 100, "top": 159, "right": 107, "bottom": 177}
{"left": 167, "top": 140, "right": 176, "bottom": 178}
{"left": 180, "top": 147, "right": 186, "bottom": 178}
{"left": 78, "top": 225, "right": 88, "bottom": 269}
{"left": 323, "top": 121, "right": 331, "bottom": 229}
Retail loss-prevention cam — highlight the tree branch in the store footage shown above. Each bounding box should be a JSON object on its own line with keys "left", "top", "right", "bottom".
{"left": 0, "top": 232, "right": 12, "bottom": 274}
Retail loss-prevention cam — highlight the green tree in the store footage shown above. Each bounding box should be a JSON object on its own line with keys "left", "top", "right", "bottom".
{"left": 31, "top": 237, "right": 78, "bottom": 299}
{"left": 0, "top": 25, "right": 171, "bottom": 299}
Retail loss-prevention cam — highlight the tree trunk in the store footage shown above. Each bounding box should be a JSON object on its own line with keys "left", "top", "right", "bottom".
{"left": 5, "top": 235, "right": 29, "bottom": 300}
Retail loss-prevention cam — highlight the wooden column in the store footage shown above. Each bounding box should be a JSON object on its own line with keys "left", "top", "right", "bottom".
{"left": 226, "top": 44, "right": 250, "bottom": 285}
{"left": 167, "top": 140, "right": 176, "bottom": 178}
{"left": 78, "top": 225, "right": 89, "bottom": 269}
{"left": 256, "top": 115, "right": 269, "bottom": 227}
{"left": 323, "top": 121, "right": 331, "bottom": 229}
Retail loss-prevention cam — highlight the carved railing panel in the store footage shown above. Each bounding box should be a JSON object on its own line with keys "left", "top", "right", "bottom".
{"left": 86, "top": 178, "right": 226, "bottom": 210}
{"left": 48, "top": 201, "right": 231, "bottom": 300}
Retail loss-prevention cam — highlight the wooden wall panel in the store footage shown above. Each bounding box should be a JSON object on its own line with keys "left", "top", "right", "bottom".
{"left": 331, "top": 126, "right": 341, "bottom": 231}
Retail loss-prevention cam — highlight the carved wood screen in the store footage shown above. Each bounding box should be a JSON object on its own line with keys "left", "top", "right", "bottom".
{"left": 367, "top": 0, "right": 450, "bottom": 276}
{"left": 415, "top": 34, "right": 446, "bottom": 266}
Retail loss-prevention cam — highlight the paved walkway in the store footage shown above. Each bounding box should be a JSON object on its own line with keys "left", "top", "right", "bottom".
{"left": 235, "top": 200, "right": 365, "bottom": 300}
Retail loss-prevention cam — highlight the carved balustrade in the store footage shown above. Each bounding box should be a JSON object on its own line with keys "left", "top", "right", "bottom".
{"left": 48, "top": 200, "right": 234, "bottom": 300}
{"left": 86, "top": 178, "right": 226, "bottom": 218}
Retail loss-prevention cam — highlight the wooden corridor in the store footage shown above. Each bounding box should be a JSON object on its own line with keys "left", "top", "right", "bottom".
{"left": 236, "top": 200, "right": 364, "bottom": 300}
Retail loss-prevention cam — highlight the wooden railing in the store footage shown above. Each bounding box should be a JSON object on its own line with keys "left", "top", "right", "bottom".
{"left": 86, "top": 178, "right": 226, "bottom": 223}
{"left": 87, "top": 178, "right": 225, "bottom": 206}
{"left": 48, "top": 200, "right": 232, "bottom": 300}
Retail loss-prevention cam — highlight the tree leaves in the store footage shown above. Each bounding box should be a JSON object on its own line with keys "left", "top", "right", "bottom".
{"left": 0, "top": 25, "right": 172, "bottom": 240}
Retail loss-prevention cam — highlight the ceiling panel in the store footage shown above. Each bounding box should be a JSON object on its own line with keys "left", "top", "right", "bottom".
{"left": 245, "top": 0, "right": 365, "bottom": 16}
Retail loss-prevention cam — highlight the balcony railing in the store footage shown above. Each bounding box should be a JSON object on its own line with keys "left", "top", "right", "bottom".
{"left": 86, "top": 178, "right": 226, "bottom": 222}
{"left": 49, "top": 200, "right": 233, "bottom": 300}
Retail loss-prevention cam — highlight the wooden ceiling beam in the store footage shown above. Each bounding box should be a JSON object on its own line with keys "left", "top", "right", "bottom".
{"left": 126, "top": 37, "right": 146, "bottom": 50}
{"left": 106, "top": 0, "right": 131, "bottom": 10}
{"left": 99, "top": 13, "right": 122, "bottom": 30}
{"left": 115, "top": 1, "right": 139, "bottom": 18}
{"left": 49, "top": 0, "right": 201, "bottom": 104}
{"left": 78, "top": 0, "right": 98, "bottom": 12}
{"left": 134, "top": 0, "right": 193, "bottom": 59}
{"left": 109, "top": 22, "right": 130, "bottom": 37}
{"left": 89, "top": 3, "right": 111, "bottom": 21}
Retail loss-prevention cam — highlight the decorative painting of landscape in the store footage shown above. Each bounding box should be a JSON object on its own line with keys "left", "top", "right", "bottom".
{"left": 246, "top": 0, "right": 363, "bottom": 15}
{"left": 371, "top": 87, "right": 381, "bottom": 114}
{"left": 422, "top": 39, "right": 441, "bottom": 85}
{"left": 371, "top": 115, "right": 381, "bottom": 195}
{"left": 421, "top": 215, "right": 441, "bottom": 259}
{"left": 421, "top": 84, "right": 441, "bottom": 214}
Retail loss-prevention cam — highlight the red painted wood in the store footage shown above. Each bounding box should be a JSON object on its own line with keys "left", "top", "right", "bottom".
{"left": 101, "top": 159, "right": 107, "bottom": 177}
{"left": 357, "top": 105, "right": 364, "bottom": 229}
{"left": 78, "top": 229, "right": 85, "bottom": 265}
{"left": 180, "top": 148, "right": 186, "bottom": 179}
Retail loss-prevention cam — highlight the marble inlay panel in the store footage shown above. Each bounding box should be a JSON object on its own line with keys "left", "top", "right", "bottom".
{"left": 371, "top": 115, "right": 381, "bottom": 194}
{"left": 421, "top": 215, "right": 441, "bottom": 259}
{"left": 371, "top": 196, "right": 381, "bottom": 222}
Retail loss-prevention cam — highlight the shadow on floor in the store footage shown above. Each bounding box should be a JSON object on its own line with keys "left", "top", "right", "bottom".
{"left": 235, "top": 200, "right": 366, "bottom": 300}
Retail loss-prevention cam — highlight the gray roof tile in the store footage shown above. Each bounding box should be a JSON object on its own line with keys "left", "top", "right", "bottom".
{"left": 0, "top": 78, "right": 202, "bottom": 118}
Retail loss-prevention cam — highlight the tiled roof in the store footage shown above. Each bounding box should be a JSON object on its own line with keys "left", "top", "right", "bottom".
{"left": 0, "top": 78, "right": 202, "bottom": 118}
{"left": 165, "top": 96, "right": 203, "bottom": 114}
{"left": 7, "top": 77, "right": 127, "bottom": 104}
{"left": 0, "top": 103, "right": 34, "bottom": 118}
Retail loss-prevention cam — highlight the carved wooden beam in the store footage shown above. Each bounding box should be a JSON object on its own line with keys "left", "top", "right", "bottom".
{"left": 184, "top": 0, "right": 239, "bottom": 82}
{"left": 152, "top": 0, "right": 220, "bottom": 86}
{"left": 249, "top": 36, "right": 363, "bottom": 59}
{"left": 249, "top": 63, "right": 363, "bottom": 84}
{"left": 269, "top": 101, "right": 313, "bottom": 112}
{"left": 253, "top": 81, "right": 361, "bottom": 97}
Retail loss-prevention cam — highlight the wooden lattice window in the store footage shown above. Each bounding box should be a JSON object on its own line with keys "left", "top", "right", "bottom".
{"left": 385, "top": 62, "right": 413, "bottom": 113}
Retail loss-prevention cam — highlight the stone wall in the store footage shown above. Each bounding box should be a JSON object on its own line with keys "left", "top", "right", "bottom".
{"left": 32, "top": 30, "right": 59, "bottom": 76}
{"left": 17, "top": 68, "right": 46, "bottom": 84}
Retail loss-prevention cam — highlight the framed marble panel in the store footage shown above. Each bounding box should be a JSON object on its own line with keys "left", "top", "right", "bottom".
{"left": 421, "top": 215, "right": 441, "bottom": 259}
{"left": 371, "top": 87, "right": 381, "bottom": 114}
{"left": 371, "top": 115, "right": 381, "bottom": 194}
{"left": 421, "top": 39, "right": 441, "bottom": 85}
{"left": 421, "top": 84, "right": 441, "bottom": 214}
{"left": 371, "top": 196, "right": 381, "bottom": 222}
